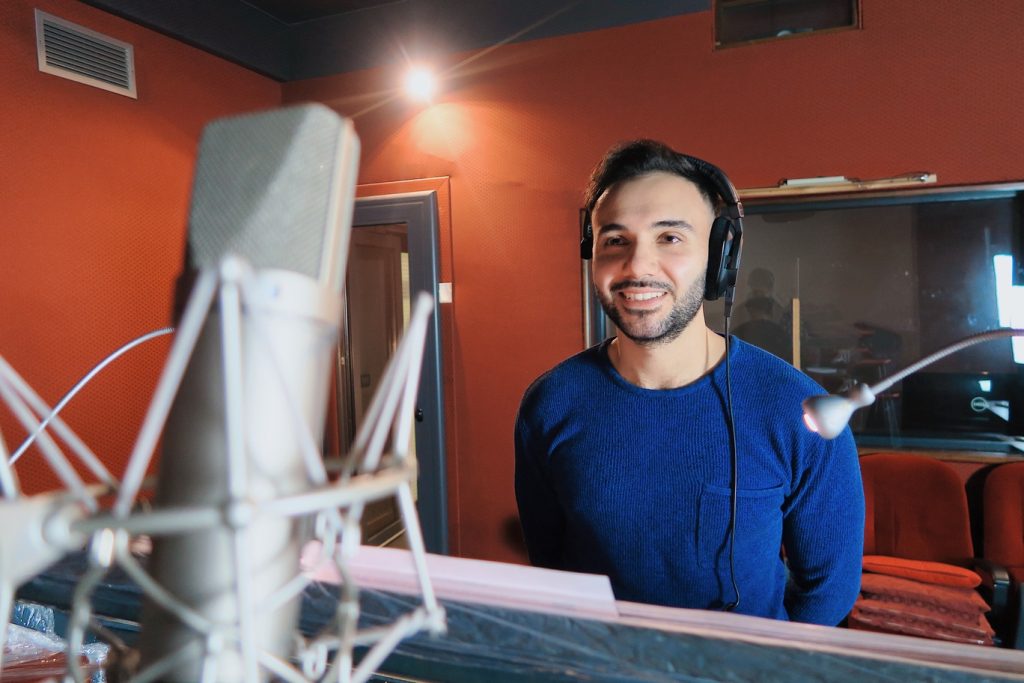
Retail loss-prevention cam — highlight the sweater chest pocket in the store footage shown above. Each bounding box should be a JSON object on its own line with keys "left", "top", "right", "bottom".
{"left": 696, "top": 483, "right": 785, "bottom": 570}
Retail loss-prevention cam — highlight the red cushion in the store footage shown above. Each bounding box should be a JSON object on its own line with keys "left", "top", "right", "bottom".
{"left": 863, "top": 555, "right": 981, "bottom": 588}
{"left": 859, "top": 573, "right": 989, "bottom": 619}
{"left": 850, "top": 599, "right": 994, "bottom": 646}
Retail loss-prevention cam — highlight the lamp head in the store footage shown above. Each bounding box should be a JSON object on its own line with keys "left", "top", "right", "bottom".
{"left": 800, "top": 329, "right": 1024, "bottom": 440}
{"left": 801, "top": 384, "right": 876, "bottom": 439}
{"left": 404, "top": 66, "right": 437, "bottom": 103}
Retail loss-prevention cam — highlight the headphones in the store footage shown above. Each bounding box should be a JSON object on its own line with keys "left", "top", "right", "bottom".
{"left": 579, "top": 155, "right": 745, "bottom": 305}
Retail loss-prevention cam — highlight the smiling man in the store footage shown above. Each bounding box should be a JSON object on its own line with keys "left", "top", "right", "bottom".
{"left": 514, "top": 140, "right": 863, "bottom": 625}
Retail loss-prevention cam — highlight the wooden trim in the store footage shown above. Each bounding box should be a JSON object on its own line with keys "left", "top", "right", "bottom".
{"left": 858, "top": 447, "right": 1024, "bottom": 465}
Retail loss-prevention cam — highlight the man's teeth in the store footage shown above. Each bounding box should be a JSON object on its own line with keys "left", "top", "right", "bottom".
{"left": 623, "top": 292, "right": 663, "bottom": 301}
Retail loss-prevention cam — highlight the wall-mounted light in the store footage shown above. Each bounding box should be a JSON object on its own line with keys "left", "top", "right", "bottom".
{"left": 404, "top": 66, "right": 437, "bottom": 103}
{"left": 740, "top": 173, "right": 937, "bottom": 199}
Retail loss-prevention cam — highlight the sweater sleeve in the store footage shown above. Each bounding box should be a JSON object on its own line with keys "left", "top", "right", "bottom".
{"left": 514, "top": 397, "right": 566, "bottom": 569}
{"left": 781, "top": 427, "right": 864, "bottom": 625}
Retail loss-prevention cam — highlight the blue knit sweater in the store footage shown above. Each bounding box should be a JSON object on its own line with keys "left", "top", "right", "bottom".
{"left": 514, "top": 337, "right": 864, "bottom": 625}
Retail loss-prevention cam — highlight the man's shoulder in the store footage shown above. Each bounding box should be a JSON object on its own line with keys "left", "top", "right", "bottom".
{"left": 732, "top": 338, "right": 823, "bottom": 398}
{"left": 732, "top": 338, "right": 859, "bottom": 459}
{"left": 520, "top": 344, "right": 608, "bottom": 409}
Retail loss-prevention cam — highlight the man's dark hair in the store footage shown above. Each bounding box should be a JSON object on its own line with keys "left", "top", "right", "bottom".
{"left": 583, "top": 139, "right": 722, "bottom": 217}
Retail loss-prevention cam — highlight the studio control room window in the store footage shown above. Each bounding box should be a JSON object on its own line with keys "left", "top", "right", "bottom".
{"left": 715, "top": 0, "right": 859, "bottom": 47}
{"left": 704, "top": 187, "right": 1024, "bottom": 453}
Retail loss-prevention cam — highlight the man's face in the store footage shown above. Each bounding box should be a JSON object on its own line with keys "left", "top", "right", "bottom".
{"left": 590, "top": 171, "right": 714, "bottom": 346}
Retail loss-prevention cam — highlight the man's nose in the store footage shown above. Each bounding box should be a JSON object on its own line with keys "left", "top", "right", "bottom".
{"left": 622, "top": 240, "right": 658, "bottom": 277}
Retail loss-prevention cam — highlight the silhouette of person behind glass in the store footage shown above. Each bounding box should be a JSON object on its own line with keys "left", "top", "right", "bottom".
{"left": 734, "top": 296, "right": 791, "bottom": 361}
{"left": 734, "top": 267, "right": 785, "bottom": 328}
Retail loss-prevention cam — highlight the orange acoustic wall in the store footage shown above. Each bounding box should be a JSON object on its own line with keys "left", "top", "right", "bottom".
{"left": 284, "top": 0, "right": 1024, "bottom": 563}
{"left": 0, "top": 0, "right": 280, "bottom": 493}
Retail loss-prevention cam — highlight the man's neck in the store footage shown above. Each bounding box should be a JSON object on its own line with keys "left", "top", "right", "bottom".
{"left": 609, "top": 316, "right": 726, "bottom": 390}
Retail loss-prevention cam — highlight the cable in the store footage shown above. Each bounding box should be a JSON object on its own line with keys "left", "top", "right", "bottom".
{"left": 10, "top": 327, "right": 175, "bottom": 464}
{"left": 721, "top": 313, "right": 741, "bottom": 612}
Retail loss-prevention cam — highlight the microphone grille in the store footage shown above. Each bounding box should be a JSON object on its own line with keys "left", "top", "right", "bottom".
{"left": 186, "top": 104, "right": 359, "bottom": 290}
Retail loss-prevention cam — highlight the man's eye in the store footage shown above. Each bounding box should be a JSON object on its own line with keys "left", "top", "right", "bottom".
{"left": 602, "top": 236, "right": 627, "bottom": 247}
{"left": 661, "top": 234, "right": 683, "bottom": 244}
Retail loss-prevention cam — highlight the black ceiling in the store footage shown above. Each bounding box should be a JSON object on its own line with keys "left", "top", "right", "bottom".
{"left": 79, "top": 0, "right": 709, "bottom": 82}
{"left": 240, "top": 0, "right": 405, "bottom": 25}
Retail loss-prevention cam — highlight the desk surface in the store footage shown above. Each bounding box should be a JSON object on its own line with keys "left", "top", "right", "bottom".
{"left": 14, "top": 552, "right": 1024, "bottom": 683}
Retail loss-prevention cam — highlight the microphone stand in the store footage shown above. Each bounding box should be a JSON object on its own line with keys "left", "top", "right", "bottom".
{"left": 0, "top": 257, "right": 445, "bottom": 683}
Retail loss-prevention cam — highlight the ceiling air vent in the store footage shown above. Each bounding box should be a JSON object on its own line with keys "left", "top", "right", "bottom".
{"left": 34, "top": 9, "right": 137, "bottom": 99}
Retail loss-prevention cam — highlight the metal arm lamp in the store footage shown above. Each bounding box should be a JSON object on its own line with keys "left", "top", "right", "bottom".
{"left": 802, "top": 328, "right": 1024, "bottom": 439}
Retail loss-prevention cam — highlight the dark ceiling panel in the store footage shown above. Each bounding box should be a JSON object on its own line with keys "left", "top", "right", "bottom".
{"left": 79, "top": 0, "right": 290, "bottom": 80}
{"left": 81, "top": 0, "right": 710, "bottom": 81}
{"left": 290, "top": 0, "right": 711, "bottom": 80}
{"left": 241, "top": 0, "right": 406, "bottom": 25}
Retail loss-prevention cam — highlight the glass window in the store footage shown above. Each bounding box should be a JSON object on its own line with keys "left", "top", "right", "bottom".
{"left": 705, "top": 187, "right": 1024, "bottom": 453}
{"left": 715, "top": 0, "right": 859, "bottom": 47}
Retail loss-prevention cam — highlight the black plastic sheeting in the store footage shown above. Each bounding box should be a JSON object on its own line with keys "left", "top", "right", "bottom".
{"left": 14, "top": 552, "right": 1021, "bottom": 683}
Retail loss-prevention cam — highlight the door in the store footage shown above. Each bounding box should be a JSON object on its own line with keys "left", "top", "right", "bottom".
{"left": 328, "top": 192, "right": 447, "bottom": 553}
{"left": 341, "top": 226, "right": 410, "bottom": 546}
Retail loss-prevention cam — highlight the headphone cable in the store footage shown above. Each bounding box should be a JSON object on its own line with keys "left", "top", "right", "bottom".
{"left": 721, "top": 312, "right": 741, "bottom": 612}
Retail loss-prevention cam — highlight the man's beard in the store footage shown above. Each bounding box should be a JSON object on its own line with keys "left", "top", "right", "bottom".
{"left": 597, "top": 271, "right": 706, "bottom": 347}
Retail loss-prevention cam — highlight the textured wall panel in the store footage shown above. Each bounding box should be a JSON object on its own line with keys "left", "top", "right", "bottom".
{"left": 0, "top": 0, "right": 280, "bottom": 495}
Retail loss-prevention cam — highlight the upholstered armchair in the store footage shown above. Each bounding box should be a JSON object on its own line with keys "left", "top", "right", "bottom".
{"left": 850, "top": 453, "right": 1001, "bottom": 646}
{"left": 984, "top": 461, "right": 1024, "bottom": 648}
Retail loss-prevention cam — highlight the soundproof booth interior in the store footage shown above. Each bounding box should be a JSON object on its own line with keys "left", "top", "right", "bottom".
{"left": 3, "top": 0, "right": 1024, "bottom": 680}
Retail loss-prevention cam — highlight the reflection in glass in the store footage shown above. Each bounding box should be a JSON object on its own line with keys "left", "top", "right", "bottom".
{"left": 705, "top": 191, "right": 1024, "bottom": 452}
{"left": 330, "top": 224, "right": 415, "bottom": 546}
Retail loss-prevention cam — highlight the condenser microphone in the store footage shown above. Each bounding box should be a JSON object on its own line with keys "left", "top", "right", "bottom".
{"left": 138, "top": 104, "right": 359, "bottom": 682}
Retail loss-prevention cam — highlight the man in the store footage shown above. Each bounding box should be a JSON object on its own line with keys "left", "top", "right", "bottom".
{"left": 514, "top": 140, "right": 863, "bottom": 625}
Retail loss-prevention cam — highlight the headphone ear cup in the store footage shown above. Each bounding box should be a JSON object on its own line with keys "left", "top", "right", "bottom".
{"left": 705, "top": 216, "right": 733, "bottom": 301}
{"left": 580, "top": 232, "right": 593, "bottom": 260}
{"left": 580, "top": 209, "right": 593, "bottom": 260}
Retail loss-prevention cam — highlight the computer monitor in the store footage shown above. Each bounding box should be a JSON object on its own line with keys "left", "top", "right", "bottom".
{"left": 900, "top": 372, "right": 1023, "bottom": 435}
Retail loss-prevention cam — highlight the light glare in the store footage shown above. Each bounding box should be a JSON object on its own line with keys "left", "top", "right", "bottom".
{"left": 992, "top": 254, "right": 1024, "bottom": 363}
{"left": 405, "top": 66, "right": 436, "bottom": 102}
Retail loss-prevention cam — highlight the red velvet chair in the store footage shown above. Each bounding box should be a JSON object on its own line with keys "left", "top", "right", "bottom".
{"left": 862, "top": 453, "right": 974, "bottom": 563}
{"left": 983, "top": 462, "right": 1024, "bottom": 648}
{"left": 851, "top": 453, "right": 995, "bottom": 646}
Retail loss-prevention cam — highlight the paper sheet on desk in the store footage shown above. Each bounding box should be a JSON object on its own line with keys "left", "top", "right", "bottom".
{"left": 300, "top": 542, "right": 618, "bottom": 620}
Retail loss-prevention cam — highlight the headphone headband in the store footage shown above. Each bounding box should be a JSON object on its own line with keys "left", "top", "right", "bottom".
{"left": 684, "top": 155, "right": 744, "bottom": 221}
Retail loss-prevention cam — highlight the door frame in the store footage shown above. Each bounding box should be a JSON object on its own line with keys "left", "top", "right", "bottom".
{"left": 352, "top": 191, "right": 448, "bottom": 554}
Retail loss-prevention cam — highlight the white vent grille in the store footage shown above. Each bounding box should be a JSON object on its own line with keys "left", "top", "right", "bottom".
{"left": 35, "top": 9, "right": 137, "bottom": 99}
